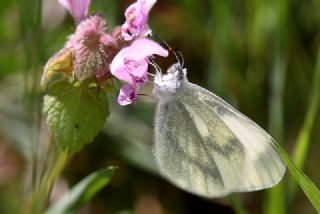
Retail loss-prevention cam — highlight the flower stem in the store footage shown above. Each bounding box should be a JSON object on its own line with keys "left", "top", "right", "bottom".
{"left": 26, "top": 137, "right": 68, "bottom": 214}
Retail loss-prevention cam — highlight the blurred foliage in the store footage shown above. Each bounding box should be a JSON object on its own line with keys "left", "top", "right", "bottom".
{"left": 0, "top": 0, "right": 320, "bottom": 213}
{"left": 46, "top": 166, "right": 117, "bottom": 214}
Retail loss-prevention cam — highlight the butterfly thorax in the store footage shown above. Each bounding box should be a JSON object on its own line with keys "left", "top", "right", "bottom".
{"left": 152, "top": 63, "right": 188, "bottom": 101}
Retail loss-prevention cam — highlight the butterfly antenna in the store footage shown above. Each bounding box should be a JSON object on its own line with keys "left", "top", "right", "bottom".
{"left": 147, "top": 72, "right": 155, "bottom": 77}
{"left": 149, "top": 57, "right": 162, "bottom": 73}
{"left": 173, "top": 47, "right": 184, "bottom": 68}
{"left": 146, "top": 80, "right": 157, "bottom": 85}
{"left": 149, "top": 33, "right": 184, "bottom": 67}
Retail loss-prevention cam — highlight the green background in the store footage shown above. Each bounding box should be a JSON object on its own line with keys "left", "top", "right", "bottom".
{"left": 0, "top": 0, "right": 319, "bottom": 213}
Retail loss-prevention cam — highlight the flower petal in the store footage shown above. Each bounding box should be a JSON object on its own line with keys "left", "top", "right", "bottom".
{"left": 110, "top": 38, "right": 168, "bottom": 85}
{"left": 121, "top": 0, "right": 156, "bottom": 41}
{"left": 58, "top": 0, "right": 71, "bottom": 10}
{"left": 142, "top": 0, "right": 157, "bottom": 13}
{"left": 118, "top": 84, "right": 139, "bottom": 105}
{"left": 110, "top": 49, "right": 138, "bottom": 85}
{"left": 58, "top": 0, "right": 91, "bottom": 25}
{"left": 127, "top": 38, "right": 169, "bottom": 61}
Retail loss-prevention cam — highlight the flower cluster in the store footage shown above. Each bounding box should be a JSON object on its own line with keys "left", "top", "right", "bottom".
{"left": 110, "top": 38, "right": 168, "bottom": 105}
{"left": 66, "top": 14, "right": 117, "bottom": 82}
{"left": 44, "top": 0, "right": 168, "bottom": 105}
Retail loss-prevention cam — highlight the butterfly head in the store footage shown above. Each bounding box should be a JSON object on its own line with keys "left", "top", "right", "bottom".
{"left": 148, "top": 34, "right": 187, "bottom": 99}
{"left": 152, "top": 63, "right": 187, "bottom": 99}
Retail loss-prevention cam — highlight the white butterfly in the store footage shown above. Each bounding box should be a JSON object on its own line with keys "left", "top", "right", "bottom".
{"left": 152, "top": 62, "right": 286, "bottom": 198}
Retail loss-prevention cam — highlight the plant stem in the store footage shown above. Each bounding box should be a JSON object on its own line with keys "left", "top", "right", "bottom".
{"left": 264, "top": 53, "right": 287, "bottom": 214}
{"left": 26, "top": 137, "right": 69, "bottom": 214}
{"left": 264, "top": 0, "right": 288, "bottom": 213}
{"left": 207, "top": 0, "right": 231, "bottom": 97}
{"left": 17, "top": 0, "right": 43, "bottom": 194}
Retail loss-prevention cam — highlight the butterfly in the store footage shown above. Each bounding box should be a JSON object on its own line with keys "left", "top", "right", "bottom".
{"left": 151, "top": 60, "right": 286, "bottom": 197}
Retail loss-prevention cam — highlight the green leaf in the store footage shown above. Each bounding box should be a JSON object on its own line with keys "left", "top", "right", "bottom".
{"left": 43, "top": 81, "right": 109, "bottom": 153}
{"left": 273, "top": 142, "right": 320, "bottom": 213}
{"left": 46, "top": 166, "right": 117, "bottom": 214}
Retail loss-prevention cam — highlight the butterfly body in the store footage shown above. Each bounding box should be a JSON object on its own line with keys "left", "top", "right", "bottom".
{"left": 152, "top": 63, "right": 286, "bottom": 197}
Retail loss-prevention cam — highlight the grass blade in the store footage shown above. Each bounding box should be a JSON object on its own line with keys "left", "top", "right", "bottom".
{"left": 289, "top": 46, "right": 320, "bottom": 199}
{"left": 46, "top": 166, "right": 117, "bottom": 214}
{"left": 273, "top": 142, "right": 320, "bottom": 213}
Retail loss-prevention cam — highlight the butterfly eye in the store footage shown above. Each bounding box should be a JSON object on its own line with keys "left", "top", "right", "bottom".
{"left": 176, "top": 67, "right": 185, "bottom": 81}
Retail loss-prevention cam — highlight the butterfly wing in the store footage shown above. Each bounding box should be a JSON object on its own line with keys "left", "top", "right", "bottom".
{"left": 153, "top": 82, "right": 286, "bottom": 197}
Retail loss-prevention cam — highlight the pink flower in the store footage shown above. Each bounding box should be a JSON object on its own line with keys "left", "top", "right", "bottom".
{"left": 66, "top": 15, "right": 118, "bottom": 81}
{"left": 122, "top": 0, "right": 156, "bottom": 41}
{"left": 118, "top": 84, "right": 140, "bottom": 105}
{"left": 110, "top": 38, "right": 168, "bottom": 105}
{"left": 58, "top": 0, "right": 91, "bottom": 25}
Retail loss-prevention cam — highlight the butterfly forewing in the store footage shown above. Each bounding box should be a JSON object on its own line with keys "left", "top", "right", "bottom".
{"left": 154, "top": 81, "right": 286, "bottom": 197}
